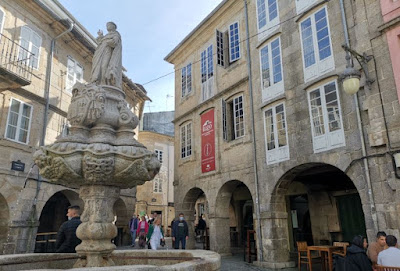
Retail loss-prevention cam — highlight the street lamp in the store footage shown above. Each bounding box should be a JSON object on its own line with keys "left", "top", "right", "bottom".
{"left": 340, "top": 44, "right": 374, "bottom": 95}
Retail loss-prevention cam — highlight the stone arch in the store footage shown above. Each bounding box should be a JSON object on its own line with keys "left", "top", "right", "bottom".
{"left": 263, "top": 162, "right": 368, "bottom": 264}
{"left": 211, "top": 180, "right": 254, "bottom": 254}
{"left": 179, "top": 187, "right": 208, "bottom": 249}
{"left": 0, "top": 193, "right": 9, "bottom": 255}
{"left": 113, "top": 198, "right": 129, "bottom": 246}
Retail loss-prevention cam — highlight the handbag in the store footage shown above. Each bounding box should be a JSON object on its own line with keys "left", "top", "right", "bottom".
{"left": 160, "top": 239, "right": 165, "bottom": 247}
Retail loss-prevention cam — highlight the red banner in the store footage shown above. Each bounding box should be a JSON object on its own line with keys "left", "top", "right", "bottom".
{"left": 201, "top": 109, "right": 216, "bottom": 173}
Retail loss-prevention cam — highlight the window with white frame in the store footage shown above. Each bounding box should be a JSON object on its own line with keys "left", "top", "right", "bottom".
{"left": 264, "top": 103, "right": 289, "bottom": 164}
{"left": 216, "top": 30, "right": 226, "bottom": 67}
{"left": 229, "top": 22, "right": 240, "bottom": 62}
{"left": 256, "top": 0, "right": 279, "bottom": 40}
{"left": 307, "top": 80, "right": 345, "bottom": 153}
{"left": 0, "top": 7, "right": 5, "bottom": 33}
{"left": 299, "top": 7, "right": 334, "bottom": 82}
{"left": 153, "top": 176, "right": 162, "bottom": 193}
{"left": 222, "top": 95, "right": 245, "bottom": 141}
{"left": 66, "top": 57, "right": 83, "bottom": 92}
{"left": 155, "top": 149, "right": 163, "bottom": 163}
{"left": 181, "top": 63, "right": 192, "bottom": 97}
{"left": 5, "top": 98, "right": 32, "bottom": 144}
{"left": 259, "top": 37, "right": 283, "bottom": 101}
{"left": 201, "top": 45, "right": 214, "bottom": 101}
{"left": 18, "top": 26, "right": 41, "bottom": 69}
{"left": 295, "top": 0, "right": 318, "bottom": 14}
{"left": 180, "top": 122, "right": 192, "bottom": 158}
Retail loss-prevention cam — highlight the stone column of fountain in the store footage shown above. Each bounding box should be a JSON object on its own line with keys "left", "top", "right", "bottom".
{"left": 34, "top": 22, "right": 160, "bottom": 268}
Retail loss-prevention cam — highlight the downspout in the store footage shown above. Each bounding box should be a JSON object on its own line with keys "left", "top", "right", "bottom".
{"left": 243, "top": 0, "right": 263, "bottom": 262}
{"left": 40, "top": 19, "right": 74, "bottom": 146}
{"left": 339, "top": 0, "right": 378, "bottom": 232}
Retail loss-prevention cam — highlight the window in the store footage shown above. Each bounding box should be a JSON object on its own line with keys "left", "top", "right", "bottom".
{"left": 201, "top": 45, "right": 214, "bottom": 101}
{"left": 5, "top": 98, "right": 32, "bottom": 144}
{"left": 66, "top": 57, "right": 83, "bottom": 92}
{"left": 216, "top": 30, "right": 225, "bottom": 67}
{"left": 180, "top": 122, "right": 192, "bottom": 158}
{"left": 295, "top": 0, "right": 318, "bottom": 14}
{"left": 299, "top": 7, "right": 334, "bottom": 82}
{"left": 307, "top": 80, "right": 345, "bottom": 153}
{"left": 229, "top": 22, "right": 240, "bottom": 62}
{"left": 259, "top": 37, "right": 283, "bottom": 101}
{"left": 155, "top": 149, "right": 163, "bottom": 163}
{"left": 153, "top": 176, "right": 162, "bottom": 193}
{"left": 256, "top": 0, "right": 279, "bottom": 40}
{"left": 19, "top": 26, "right": 41, "bottom": 69}
{"left": 264, "top": 103, "right": 289, "bottom": 164}
{"left": 181, "top": 63, "right": 192, "bottom": 98}
{"left": 222, "top": 95, "right": 245, "bottom": 141}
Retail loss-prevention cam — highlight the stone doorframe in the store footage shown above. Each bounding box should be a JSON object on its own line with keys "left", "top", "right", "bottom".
{"left": 258, "top": 162, "right": 373, "bottom": 268}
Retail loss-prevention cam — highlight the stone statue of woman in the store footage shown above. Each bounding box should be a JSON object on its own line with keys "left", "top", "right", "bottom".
{"left": 90, "top": 22, "right": 122, "bottom": 89}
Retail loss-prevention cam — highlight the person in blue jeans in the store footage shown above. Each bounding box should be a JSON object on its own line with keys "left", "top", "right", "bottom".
{"left": 128, "top": 213, "right": 139, "bottom": 247}
{"left": 172, "top": 213, "right": 189, "bottom": 249}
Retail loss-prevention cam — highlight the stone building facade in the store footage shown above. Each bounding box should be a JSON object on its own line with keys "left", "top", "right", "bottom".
{"left": 165, "top": 0, "right": 400, "bottom": 268}
{"left": 0, "top": 0, "right": 149, "bottom": 254}
{"left": 137, "top": 111, "right": 175, "bottom": 235}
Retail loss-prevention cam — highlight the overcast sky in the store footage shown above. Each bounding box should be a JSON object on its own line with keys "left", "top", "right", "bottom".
{"left": 58, "top": 0, "right": 223, "bottom": 113}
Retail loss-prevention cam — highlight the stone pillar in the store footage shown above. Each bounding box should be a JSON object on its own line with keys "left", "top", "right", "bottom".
{"left": 254, "top": 212, "right": 295, "bottom": 269}
{"left": 185, "top": 215, "right": 196, "bottom": 249}
{"left": 74, "top": 185, "right": 120, "bottom": 268}
{"left": 3, "top": 220, "right": 39, "bottom": 254}
{"left": 209, "top": 217, "right": 230, "bottom": 255}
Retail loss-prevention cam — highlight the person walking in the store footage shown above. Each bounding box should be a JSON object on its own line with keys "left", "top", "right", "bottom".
{"left": 172, "top": 213, "right": 189, "bottom": 249}
{"left": 55, "top": 205, "right": 82, "bottom": 253}
{"left": 128, "top": 213, "right": 139, "bottom": 247}
{"left": 136, "top": 216, "right": 149, "bottom": 249}
{"left": 147, "top": 217, "right": 165, "bottom": 251}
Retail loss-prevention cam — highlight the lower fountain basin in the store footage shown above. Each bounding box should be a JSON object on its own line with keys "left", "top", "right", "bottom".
{"left": 0, "top": 250, "right": 220, "bottom": 271}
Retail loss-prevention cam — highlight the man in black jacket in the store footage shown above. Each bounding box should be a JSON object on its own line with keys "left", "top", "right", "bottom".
{"left": 55, "top": 205, "right": 82, "bottom": 253}
{"left": 172, "top": 213, "right": 189, "bottom": 249}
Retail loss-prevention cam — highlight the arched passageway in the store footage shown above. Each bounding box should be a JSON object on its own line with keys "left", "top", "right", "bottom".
{"left": 0, "top": 193, "right": 10, "bottom": 255}
{"left": 35, "top": 190, "right": 81, "bottom": 252}
{"left": 113, "top": 198, "right": 129, "bottom": 246}
{"left": 212, "top": 180, "right": 253, "bottom": 255}
{"left": 266, "top": 163, "right": 366, "bottom": 264}
{"left": 181, "top": 187, "right": 208, "bottom": 249}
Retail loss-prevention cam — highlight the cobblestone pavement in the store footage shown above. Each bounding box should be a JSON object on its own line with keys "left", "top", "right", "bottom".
{"left": 220, "top": 254, "right": 297, "bottom": 271}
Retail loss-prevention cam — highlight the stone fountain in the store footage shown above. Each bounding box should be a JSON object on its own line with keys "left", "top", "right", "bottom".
{"left": 33, "top": 22, "right": 161, "bottom": 268}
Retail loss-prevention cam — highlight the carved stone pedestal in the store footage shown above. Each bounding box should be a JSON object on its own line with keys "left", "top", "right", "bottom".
{"left": 74, "top": 185, "right": 120, "bottom": 268}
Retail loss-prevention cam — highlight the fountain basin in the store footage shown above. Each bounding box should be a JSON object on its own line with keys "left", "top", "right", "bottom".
{"left": 0, "top": 250, "right": 220, "bottom": 271}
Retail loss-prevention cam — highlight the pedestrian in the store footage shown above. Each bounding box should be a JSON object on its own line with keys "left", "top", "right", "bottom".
{"left": 147, "top": 217, "right": 165, "bottom": 251}
{"left": 343, "top": 235, "right": 373, "bottom": 271}
{"left": 377, "top": 235, "right": 400, "bottom": 267}
{"left": 128, "top": 213, "right": 139, "bottom": 247}
{"left": 367, "top": 231, "right": 387, "bottom": 265}
{"left": 170, "top": 218, "right": 175, "bottom": 248}
{"left": 172, "top": 213, "right": 189, "bottom": 249}
{"left": 196, "top": 214, "right": 206, "bottom": 243}
{"left": 148, "top": 212, "right": 157, "bottom": 225}
{"left": 136, "top": 216, "right": 149, "bottom": 249}
{"left": 55, "top": 205, "right": 82, "bottom": 253}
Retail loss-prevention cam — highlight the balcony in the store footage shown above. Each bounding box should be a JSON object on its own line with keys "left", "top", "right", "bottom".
{"left": 0, "top": 33, "right": 33, "bottom": 91}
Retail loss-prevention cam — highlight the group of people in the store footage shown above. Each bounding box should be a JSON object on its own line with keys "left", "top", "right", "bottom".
{"left": 335, "top": 231, "right": 400, "bottom": 270}
{"left": 129, "top": 212, "right": 190, "bottom": 250}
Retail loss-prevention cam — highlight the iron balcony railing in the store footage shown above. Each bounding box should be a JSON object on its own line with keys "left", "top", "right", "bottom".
{"left": 0, "top": 32, "right": 33, "bottom": 83}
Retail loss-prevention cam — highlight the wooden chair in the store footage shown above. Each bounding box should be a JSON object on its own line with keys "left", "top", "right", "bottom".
{"left": 296, "top": 241, "right": 321, "bottom": 271}
{"left": 332, "top": 241, "right": 350, "bottom": 257}
{"left": 375, "top": 265, "right": 400, "bottom": 271}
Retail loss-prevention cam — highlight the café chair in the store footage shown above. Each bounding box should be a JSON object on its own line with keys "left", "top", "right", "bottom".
{"left": 375, "top": 265, "right": 400, "bottom": 271}
{"left": 296, "top": 241, "right": 322, "bottom": 271}
{"left": 332, "top": 241, "right": 350, "bottom": 257}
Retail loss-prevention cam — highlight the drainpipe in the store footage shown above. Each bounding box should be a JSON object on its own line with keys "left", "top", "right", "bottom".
{"left": 40, "top": 19, "right": 74, "bottom": 146}
{"left": 339, "top": 0, "right": 378, "bottom": 232}
{"left": 243, "top": 0, "right": 263, "bottom": 262}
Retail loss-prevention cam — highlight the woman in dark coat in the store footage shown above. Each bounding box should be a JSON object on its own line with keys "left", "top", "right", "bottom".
{"left": 344, "top": 235, "right": 373, "bottom": 271}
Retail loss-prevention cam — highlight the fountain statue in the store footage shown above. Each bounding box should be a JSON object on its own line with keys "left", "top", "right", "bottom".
{"left": 33, "top": 22, "right": 160, "bottom": 268}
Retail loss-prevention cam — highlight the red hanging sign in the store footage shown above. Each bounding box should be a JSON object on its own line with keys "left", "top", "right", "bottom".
{"left": 201, "top": 109, "right": 216, "bottom": 173}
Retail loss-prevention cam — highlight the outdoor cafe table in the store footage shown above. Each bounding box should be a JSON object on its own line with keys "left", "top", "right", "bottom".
{"left": 307, "top": 245, "right": 342, "bottom": 271}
